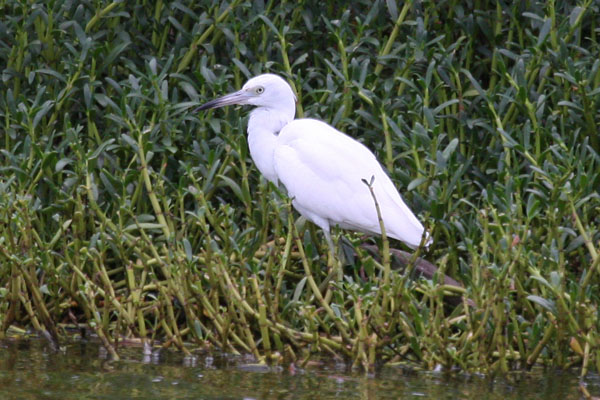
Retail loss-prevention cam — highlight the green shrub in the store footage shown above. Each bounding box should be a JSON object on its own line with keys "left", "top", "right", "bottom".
{"left": 0, "top": 0, "right": 598, "bottom": 374}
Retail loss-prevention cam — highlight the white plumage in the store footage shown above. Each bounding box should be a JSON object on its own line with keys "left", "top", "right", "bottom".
{"left": 197, "top": 73, "right": 428, "bottom": 250}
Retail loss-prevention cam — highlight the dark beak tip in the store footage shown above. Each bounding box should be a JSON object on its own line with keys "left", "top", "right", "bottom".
{"left": 195, "top": 102, "right": 214, "bottom": 113}
{"left": 195, "top": 98, "right": 223, "bottom": 113}
{"left": 194, "top": 90, "right": 245, "bottom": 114}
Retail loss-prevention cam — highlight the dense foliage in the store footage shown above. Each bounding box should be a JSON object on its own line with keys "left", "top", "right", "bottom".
{"left": 1, "top": 0, "right": 599, "bottom": 375}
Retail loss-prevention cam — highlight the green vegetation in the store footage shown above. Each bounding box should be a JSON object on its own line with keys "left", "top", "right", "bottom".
{"left": 0, "top": 0, "right": 599, "bottom": 376}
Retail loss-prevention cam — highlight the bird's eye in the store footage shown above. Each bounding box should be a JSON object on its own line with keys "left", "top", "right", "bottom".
{"left": 255, "top": 86, "right": 264, "bottom": 94}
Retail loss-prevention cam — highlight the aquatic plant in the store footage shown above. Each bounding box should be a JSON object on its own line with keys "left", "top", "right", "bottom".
{"left": 0, "top": 0, "right": 598, "bottom": 376}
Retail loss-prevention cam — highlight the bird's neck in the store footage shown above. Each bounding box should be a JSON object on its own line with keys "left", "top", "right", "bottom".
{"left": 249, "top": 106, "right": 294, "bottom": 133}
{"left": 247, "top": 107, "right": 293, "bottom": 184}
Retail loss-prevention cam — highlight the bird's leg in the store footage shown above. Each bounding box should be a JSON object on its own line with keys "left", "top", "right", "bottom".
{"left": 320, "top": 230, "right": 343, "bottom": 302}
{"left": 321, "top": 230, "right": 335, "bottom": 302}
{"left": 324, "top": 230, "right": 335, "bottom": 265}
{"left": 331, "top": 231, "right": 343, "bottom": 282}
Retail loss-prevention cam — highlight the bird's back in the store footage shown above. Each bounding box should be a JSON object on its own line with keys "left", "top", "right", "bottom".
{"left": 274, "top": 118, "right": 426, "bottom": 248}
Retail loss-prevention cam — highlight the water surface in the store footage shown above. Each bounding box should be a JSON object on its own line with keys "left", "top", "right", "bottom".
{"left": 0, "top": 338, "right": 594, "bottom": 399}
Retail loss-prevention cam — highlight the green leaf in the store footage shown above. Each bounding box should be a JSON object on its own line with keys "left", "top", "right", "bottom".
{"left": 121, "top": 134, "right": 139, "bottom": 152}
{"left": 461, "top": 68, "right": 487, "bottom": 99}
{"left": 104, "top": 41, "right": 131, "bottom": 67}
{"left": 33, "top": 100, "right": 54, "bottom": 129}
{"left": 433, "top": 99, "right": 459, "bottom": 114}
{"left": 386, "top": 0, "right": 398, "bottom": 20}
{"left": 258, "top": 15, "right": 280, "bottom": 37}
{"left": 527, "top": 295, "right": 556, "bottom": 314}
{"left": 193, "top": 320, "right": 204, "bottom": 339}
{"left": 293, "top": 277, "right": 307, "bottom": 302}
{"left": 217, "top": 174, "right": 244, "bottom": 202}
{"left": 407, "top": 177, "right": 427, "bottom": 191}
{"left": 35, "top": 68, "right": 66, "bottom": 83}
{"left": 442, "top": 138, "right": 459, "bottom": 159}
{"left": 89, "top": 139, "right": 116, "bottom": 161}
{"left": 84, "top": 83, "right": 92, "bottom": 109}
{"left": 183, "top": 238, "right": 193, "bottom": 261}
{"left": 124, "top": 223, "right": 165, "bottom": 232}
{"left": 55, "top": 158, "right": 72, "bottom": 172}
{"left": 537, "top": 18, "right": 552, "bottom": 47}
{"left": 569, "top": 6, "right": 583, "bottom": 27}
{"left": 557, "top": 100, "right": 583, "bottom": 112}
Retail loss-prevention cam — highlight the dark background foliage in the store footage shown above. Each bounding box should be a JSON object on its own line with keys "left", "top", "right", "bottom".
{"left": 0, "top": 0, "right": 599, "bottom": 373}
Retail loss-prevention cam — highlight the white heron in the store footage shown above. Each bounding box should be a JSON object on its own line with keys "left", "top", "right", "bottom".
{"left": 197, "top": 73, "right": 429, "bottom": 252}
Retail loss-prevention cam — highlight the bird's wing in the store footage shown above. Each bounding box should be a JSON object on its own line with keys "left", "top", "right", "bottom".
{"left": 274, "top": 119, "right": 425, "bottom": 247}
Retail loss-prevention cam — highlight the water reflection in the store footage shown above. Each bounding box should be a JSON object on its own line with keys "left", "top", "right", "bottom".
{"left": 0, "top": 338, "right": 595, "bottom": 399}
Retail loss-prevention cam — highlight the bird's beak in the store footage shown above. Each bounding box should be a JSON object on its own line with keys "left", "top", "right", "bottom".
{"left": 195, "top": 89, "right": 251, "bottom": 112}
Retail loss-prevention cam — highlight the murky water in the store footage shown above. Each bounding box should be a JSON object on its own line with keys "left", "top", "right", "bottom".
{"left": 0, "top": 338, "right": 595, "bottom": 399}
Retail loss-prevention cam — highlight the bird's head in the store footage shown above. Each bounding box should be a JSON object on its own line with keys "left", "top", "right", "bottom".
{"left": 196, "top": 73, "right": 296, "bottom": 116}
